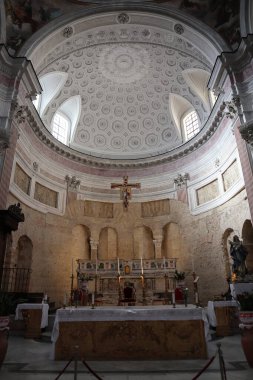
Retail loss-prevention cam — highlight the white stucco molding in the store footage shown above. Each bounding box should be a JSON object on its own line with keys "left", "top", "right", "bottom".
{"left": 9, "top": 154, "right": 66, "bottom": 216}
{"left": 188, "top": 150, "right": 245, "bottom": 215}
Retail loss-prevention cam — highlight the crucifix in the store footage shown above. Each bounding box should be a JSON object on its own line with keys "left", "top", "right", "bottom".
{"left": 111, "top": 176, "right": 141, "bottom": 210}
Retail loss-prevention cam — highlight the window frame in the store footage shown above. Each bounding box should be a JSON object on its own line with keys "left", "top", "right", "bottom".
{"left": 182, "top": 110, "right": 200, "bottom": 142}
{"left": 51, "top": 111, "right": 71, "bottom": 145}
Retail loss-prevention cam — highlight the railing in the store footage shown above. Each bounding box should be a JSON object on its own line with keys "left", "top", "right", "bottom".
{"left": 0, "top": 267, "right": 31, "bottom": 292}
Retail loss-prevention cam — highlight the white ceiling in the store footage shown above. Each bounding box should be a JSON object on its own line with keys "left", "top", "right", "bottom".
{"left": 34, "top": 12, "right": 215, "bottom": 160}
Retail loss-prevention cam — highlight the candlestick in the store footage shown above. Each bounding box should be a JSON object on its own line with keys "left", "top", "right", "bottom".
{"left": 163, "top": 256, "right": 166, "bottom": 272}
{"left": 172, "top": 290, "right": 176, "bottom": 307}
{"left": 184, "top": 288, "right": 188, "bottom": 307}
{"left": 96, "top": 259, "right": 98, "bottom": 274}
{"left": 117, "top": 257, "right": 120, "bottom": 275}
{"left": 118, "top": 275, "right": 122, "bottom": 306}
{"left": 195, "top": 292, "right": 199, "bottom": 306}
{"left": 72, "top": 258, "right": 73, "bottom": 275}
{"left": 141, "top": 257, "right": 144, "bottom": 274}
{"left": 191, "top": 254, "right": 195, "bottom": 273}
{"left": 91, "top": 292, "right": 95, "bottom": 308}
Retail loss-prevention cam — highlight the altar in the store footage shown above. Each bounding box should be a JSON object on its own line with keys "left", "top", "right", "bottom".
{"left": 207, "top": 301, "right": 239, "bottom": 336}
{"left": 51, "top": 305, "right": 208, "bottom": 360}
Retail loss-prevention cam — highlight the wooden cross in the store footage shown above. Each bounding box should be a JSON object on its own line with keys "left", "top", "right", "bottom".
{"left": 111, "top": 176, "right": 141, "bottom": 209}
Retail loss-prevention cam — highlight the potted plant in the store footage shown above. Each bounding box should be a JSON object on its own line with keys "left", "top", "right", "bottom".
{"left": 237, "top": 292, "right": 253, "bottom": 367}
{"left": 0, "top": 292, "right": 15, "bottom": 368}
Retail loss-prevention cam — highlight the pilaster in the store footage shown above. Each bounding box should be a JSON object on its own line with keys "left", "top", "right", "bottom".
{"left": 153, "top": 238, "right": 163, "bottom": 259}
{"left": 0, "top": 44, "right": 41, "bottom": 207}
{"left": 90, "top": 239, "right": 99, "bottom": 261}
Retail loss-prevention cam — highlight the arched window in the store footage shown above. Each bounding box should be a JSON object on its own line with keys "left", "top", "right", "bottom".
{"left": 183, "top": 111, "right": 199, "bottom": 140}
{"left": 51, "top": 112, "right": 70, "bottom": 144}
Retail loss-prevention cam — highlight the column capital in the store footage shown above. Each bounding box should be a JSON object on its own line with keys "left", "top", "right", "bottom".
{"left": 89, "top": 239, "right": 99, "bottom": 250}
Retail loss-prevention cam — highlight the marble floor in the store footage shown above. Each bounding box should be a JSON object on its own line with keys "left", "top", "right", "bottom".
{"left": 1, "top": 328, "right": 253, "bottom": 379}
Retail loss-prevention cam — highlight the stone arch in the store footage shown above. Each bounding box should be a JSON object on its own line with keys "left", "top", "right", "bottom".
{"left": 221, "top": 228, "right": 234, "bottom": 279}
{"left": 16, "top": 235, "right": 33, "bottom": 269}
{"left": 71, "top": 225, "right": 90, "bottom": 261}
{"left": 15, "top": 235, "right": 33, "bottom": 292}
{"left": 242, "top": 219, "right": 253, "bottom": 273}
{"left": 133, "top": 225, "right": 154, "bottom": 259}
{"left": 98, "top": 227, "right": 117, "bottom": 260}
{"left": 162, "top": 222, "right": 181, "bottom": 260}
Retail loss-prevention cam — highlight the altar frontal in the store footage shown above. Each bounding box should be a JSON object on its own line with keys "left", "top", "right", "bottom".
{"left": 52, "top": 305, "right": 208, "bottom": 360}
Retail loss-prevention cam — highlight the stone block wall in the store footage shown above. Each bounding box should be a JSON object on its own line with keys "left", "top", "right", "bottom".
{"left": 6, "top": 188, "right": 252, "bottom": 307}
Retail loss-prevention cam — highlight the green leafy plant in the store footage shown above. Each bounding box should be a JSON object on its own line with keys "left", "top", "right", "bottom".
{"left": 174, "top": 270, "right": 185, "bottom": 281}
{"left": 237, "top": 292, "right": 253, "bottom": 311}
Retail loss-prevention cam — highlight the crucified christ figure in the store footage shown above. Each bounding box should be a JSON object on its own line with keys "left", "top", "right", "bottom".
{"left": 111, "top": 176, "right": 141, "bottom": 209}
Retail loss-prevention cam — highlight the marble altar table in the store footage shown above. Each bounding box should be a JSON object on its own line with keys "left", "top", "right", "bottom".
{"left": 207, "top": 301, "right": 239, "bottom": 336}
{"left": 52, "top": 305, "right": 208, "bottom": 360}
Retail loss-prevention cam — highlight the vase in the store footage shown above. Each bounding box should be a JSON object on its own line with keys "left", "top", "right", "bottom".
{"left": 0, "top": 316, "right": 10, "bottom": 369}
{"left": 239, "top": 311, "right": 253, "bottom": 367}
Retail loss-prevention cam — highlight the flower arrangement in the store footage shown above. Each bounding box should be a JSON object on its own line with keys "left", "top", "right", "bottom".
{"left": 78, "top": 273, "right": 93, "bottom": 282}
{"left": 174, "top": 270, "right": 185, "bottom": 281}
{"left": 237, "top": 292, "right": 253, "bottom": 311}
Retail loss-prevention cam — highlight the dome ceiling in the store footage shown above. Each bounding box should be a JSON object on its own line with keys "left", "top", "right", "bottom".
{"left": 35, "top": 12, "right": 215, "bottom": 160}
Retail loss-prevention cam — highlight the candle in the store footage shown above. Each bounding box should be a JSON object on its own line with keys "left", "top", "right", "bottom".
{"left": 163, "top": 257, "right": 166, "bottom": 271}
{"left": 96, "top": 259, "right": 98, "bottom": 274}
{"left": 44, "top": 293, "right": 48, "bottom": 303}
{"left": 92, "top": 292, "right": 95, "bottom": 305}
{"left": 117, "top": 257, "right": 120, "bottom": 274}
{"left": 141, "top": 257, "right": 144, "bottom": 274}
{"left": 195, "top": 292, "right": 199, "bottom": 304}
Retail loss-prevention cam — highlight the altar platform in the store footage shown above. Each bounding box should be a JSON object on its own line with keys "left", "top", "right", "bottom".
{"left": 52, "top": 305, "right": 208, "bottom": 361}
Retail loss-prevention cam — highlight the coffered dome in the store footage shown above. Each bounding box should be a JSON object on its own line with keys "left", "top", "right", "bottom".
{"left": 28, "top": 10, "right": 222, "bottom": 162}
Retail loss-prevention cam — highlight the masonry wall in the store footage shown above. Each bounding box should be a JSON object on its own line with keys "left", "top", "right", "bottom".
{"left": 6, "top": 186, "right": 252, "bottom": 307}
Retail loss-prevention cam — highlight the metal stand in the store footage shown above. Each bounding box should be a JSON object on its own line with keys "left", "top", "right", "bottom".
{"left": 217, "top": 343, "right": 227, "bottom": 380}
{"left": 74, "top": 345, "right": 79, "bottom": 380}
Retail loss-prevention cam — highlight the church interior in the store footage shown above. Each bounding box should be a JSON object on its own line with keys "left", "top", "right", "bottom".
{"left": 1, "top": 0, "right": 253, "bottom": 378}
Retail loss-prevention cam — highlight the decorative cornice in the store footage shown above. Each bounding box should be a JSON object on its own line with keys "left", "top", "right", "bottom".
{"left": 239, "top": 121, "right": 253, "bottom": 146}
{"left": 25, "top": 97, "right": 228, "bottom": 169}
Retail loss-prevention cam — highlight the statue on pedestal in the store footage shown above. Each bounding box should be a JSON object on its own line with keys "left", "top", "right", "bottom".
{"left": 229, "top": 235, "right": 248, "bottom": 277}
